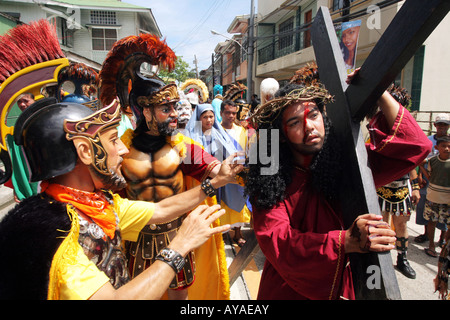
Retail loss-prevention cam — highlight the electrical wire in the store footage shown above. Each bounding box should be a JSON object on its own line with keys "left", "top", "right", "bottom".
{"left": 173, "top": 0, "right": 225, "bottom": 50}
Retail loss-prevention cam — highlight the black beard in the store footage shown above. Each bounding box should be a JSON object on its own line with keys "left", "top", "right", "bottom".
{"left": 157, "top": 116, "right": 177, "bottom": 136}
{"left": 90, "top": 164, "right": 127, "bottom": 192}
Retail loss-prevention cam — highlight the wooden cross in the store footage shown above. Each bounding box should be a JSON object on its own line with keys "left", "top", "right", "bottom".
{"left": 310, "top": 0, "right": 450, "bottom": 299}
{"left": 228, "top": 0, "right": 450, "bottom": 300}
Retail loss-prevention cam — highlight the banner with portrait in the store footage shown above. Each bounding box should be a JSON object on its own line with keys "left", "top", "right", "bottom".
{"left": 335, "top": 20, "right": 361, "bottom": 74}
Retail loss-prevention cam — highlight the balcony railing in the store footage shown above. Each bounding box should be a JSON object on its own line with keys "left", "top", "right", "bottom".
{"left": 257, "top": 26, "right": 311, "bottom": 65}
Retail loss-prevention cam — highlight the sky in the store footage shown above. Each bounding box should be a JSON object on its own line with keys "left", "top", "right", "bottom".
{"left": 125, "top": 0, "right": 254, "bottom": 71}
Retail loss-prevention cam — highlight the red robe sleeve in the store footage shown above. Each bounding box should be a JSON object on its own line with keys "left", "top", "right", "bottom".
{"left": 180, "top": 140, "right": 220, "bottom": 182}
{"left": 366, "top": 104, "right": 432, "bottom": 187}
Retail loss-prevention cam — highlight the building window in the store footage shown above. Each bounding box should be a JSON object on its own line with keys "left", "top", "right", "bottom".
{"left": 58, "top": 17, "right": 74, "bottom": 48}
{"left": 278, "top": 17, "right": 294, "bottom": 50}
{"left": 90, "top": 11, "right": 117, "bottom": 25}
{"left": 92, "top": 28, "right": 117, "bottom": 51}
{"left": 332, "top": 0, "right": 356, "bottom": 11}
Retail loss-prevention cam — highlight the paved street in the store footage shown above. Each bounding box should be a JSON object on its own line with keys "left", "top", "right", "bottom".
{"left": 226, "top": 213, "right": 445, "bottom": 300}
{"left": 0, "top": 184, "right": 445, "bottom": 300}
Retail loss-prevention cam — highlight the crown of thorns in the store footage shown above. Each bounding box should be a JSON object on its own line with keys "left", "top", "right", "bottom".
{"left": 250, "top": 85, "right": 334, "bottom": 125}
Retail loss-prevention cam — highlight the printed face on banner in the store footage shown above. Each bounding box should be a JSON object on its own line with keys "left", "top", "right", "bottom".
{"left": 336, "top": 20, "right": 361, "bottom": 74}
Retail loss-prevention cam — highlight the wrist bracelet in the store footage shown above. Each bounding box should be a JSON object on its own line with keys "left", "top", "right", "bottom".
{"left": 411, "top": 178, "right": 419, "bottom": 190}
{"left": 155, "top": 248, "right": 185, "bottom": 274}
{"left": 201, "top": 178, "right": 216, "bottom": 197}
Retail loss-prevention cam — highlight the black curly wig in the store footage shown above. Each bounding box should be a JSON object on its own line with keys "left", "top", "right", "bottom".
{"left": 244, "top": 83, "right": 342, "bottom": 209}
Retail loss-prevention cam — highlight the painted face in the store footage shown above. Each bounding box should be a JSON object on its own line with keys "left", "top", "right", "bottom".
{"left": 239, "top": 106, "right": 249, "bottom": 121}
{"left": 221, "top": 104, "right": 237, "bottom": 128}
{"left": 176, "top": 100, "right": 192, "bottom": 124}
{"left": 200, "top": 110, "right": 215, "bottom": 132}
{"left": 342, "top": 26, "right": 360, "bottom": 51}
{"left": 92, "top": 127, "right": 129, "bottom": 191}
{"left": 282, "top": 101, "right": 325, "bottom": 155}
{"left": 143, "top": 102, "right": 178, "bottom": 136}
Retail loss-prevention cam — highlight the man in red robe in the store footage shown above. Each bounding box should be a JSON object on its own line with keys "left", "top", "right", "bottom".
{"left": 245, "top": 79, "right": 432, "bottom": 299}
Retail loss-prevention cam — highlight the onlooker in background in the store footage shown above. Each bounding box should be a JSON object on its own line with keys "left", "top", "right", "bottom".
{"left": 419, "top": 135, "right": 450, "bottom": 258}
{"left": 16, "top": 93, "right": 35, "bottom": 111}
{"left": 250, "top": 94, "right": 260, "bottom": 113}
{"left": 220, "top": 99, "right": 252, "bottom": 247}
{"left": 185, "top": 104, "right": 248, "bottom": 248}
{"left": 415, "top": 113, "right": 449, "bottom": 247}
{"left": 212, "top": 84, "right": 224, "bottom": 123}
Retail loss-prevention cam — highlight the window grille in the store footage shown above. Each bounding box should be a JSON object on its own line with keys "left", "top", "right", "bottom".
{"left": 90, "top": 11, "right": 117, "bottom": 25}
{"left": 278, "top": 17, "right": 294, "bottom": 51}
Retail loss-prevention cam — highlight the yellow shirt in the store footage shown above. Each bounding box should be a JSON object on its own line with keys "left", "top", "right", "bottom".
{"left": 57, "top": 194, "right": 155, "bottom": 300}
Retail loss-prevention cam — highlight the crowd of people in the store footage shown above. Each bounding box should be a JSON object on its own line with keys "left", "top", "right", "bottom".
{"left": 0, "top": 20, "right": 448, "bottom": 301}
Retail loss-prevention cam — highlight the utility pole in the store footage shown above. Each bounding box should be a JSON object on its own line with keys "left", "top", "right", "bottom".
{"left": 246, "top": 0, "right": 255, "bottom": 104}
{"left": 212, "top": 53, "right": 215, "bottom": 86}
{"left": 193, "top": 55, "right": 199, "bottom": 79}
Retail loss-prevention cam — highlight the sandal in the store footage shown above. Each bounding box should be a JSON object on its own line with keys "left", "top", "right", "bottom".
{"left": 424, "top": 248, "right": 438, "bottom": 258}
{"left": 414, "top": 234, "right": 428, "bottom": 243}
{"left": 233, "top": 237, "right": 246, "bottom": 248}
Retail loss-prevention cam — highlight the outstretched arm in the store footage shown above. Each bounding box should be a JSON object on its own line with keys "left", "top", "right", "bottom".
{"left": 150, "top": 152, "right": 243, "bottom": 224}
{"left": 90, "top": 205, "right": 230, "bottom": 300}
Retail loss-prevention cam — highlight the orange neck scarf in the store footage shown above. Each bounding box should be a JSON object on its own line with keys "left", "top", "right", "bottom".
{"left": 42, "top": 182, "right": 117, "bottom": 239}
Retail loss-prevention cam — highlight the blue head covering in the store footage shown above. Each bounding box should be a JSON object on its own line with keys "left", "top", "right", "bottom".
{"left": 185, "top": 104, "right": 241, "bottom": 161}
{"left": 213, "top": 84, "right": 223, "bottom": 97}
{"left": 185, "top": 104, "right": 246, "bottom": 214}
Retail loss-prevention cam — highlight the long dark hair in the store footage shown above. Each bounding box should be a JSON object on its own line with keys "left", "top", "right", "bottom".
{"left": 244, "top": 83, "right": 342, "bottom": 209}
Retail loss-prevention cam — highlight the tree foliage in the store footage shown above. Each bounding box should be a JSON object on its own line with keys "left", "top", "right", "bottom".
{"left": 158, "top": 56, "right": 196, "bottom": 84}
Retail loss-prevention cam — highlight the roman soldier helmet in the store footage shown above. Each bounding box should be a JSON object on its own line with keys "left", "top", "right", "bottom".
{"left": 223, "top": 82, "right": 247, "bottom": 102}
{"left": 14, "top": 98, "right": 121, "bottom": 182}
{"left": 224, "top": 82, "right": 248, "bottom": 121}
{"left": 56, "top": 62, "right": 100, "bottom": 106}
{"left": 99, "top": 34, "right": 178, "bottom": 135}
{"left": 289, "top": 62, "right": 321, "bottom": 87}
{"left": 180, "top": 78, "right": 209, "bottom": 105}
{"left": 0, "top": 20, "right": 69, "bottom": 185}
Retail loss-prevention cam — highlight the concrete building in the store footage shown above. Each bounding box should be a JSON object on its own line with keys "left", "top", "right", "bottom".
{"left": 0, "top": 0, "right": 161, "bottom": 69}
{"left": 201, "top": 15, "right": 250, "bottom": 96}
{"left": 254, "top": 0, "right": 450, "bottom": 117}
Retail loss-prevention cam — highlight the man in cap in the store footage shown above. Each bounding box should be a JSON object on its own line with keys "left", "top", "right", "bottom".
{"left": 414, "top": 113, "right": 449, "bottom": 248}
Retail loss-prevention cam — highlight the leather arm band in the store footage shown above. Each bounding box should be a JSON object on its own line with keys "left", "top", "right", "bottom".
{"left": 411, "top": 178, "right": 420, "bottom": 190}
{"left": 155, "top": 248, "right": 185, "bottom": 274}
{"left": 201, "top": 178, "right": 216, "bottom": 197}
